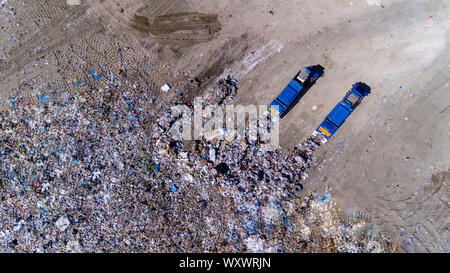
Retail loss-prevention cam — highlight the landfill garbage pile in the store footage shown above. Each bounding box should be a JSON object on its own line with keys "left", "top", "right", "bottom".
{"left": 0, "top": 69, "right": 396, "bottom": 252}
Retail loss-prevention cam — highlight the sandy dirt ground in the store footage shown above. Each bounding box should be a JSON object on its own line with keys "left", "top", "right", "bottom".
{"left": 0, "top": 0, "right": 448, "bottom": 252}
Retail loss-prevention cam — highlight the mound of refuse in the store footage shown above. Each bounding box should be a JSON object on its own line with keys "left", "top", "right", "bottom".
{"left": 0, "top": 70, "right": 396, "bottom": 252}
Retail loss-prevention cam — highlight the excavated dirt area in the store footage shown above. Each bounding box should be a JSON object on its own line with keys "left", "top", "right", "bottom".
{"left": 0, "top": 0, "right": 448, "bottom": 252}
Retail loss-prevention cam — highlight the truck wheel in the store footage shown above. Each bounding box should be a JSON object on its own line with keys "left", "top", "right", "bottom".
{"left": 294, "top": 183, "right": 303, "bottom": 196}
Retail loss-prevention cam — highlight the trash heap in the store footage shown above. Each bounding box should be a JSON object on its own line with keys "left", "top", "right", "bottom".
{"left": 0, "top": 70, "right": 396, "bottom": 252}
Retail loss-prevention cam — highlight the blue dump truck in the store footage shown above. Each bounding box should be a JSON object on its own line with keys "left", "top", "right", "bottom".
{"left": 313, "top": 82, "right": 370, "bottom": 143}
{"left": 268, "top": 66, "right": 320, "bottom": 118}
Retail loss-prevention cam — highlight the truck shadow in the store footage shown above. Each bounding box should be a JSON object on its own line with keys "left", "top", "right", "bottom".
{"left": 354, "top": 82, "right": 371, "bottom": 96}
{"left": 281, "top": 64, "right": 325, "bottom": 118}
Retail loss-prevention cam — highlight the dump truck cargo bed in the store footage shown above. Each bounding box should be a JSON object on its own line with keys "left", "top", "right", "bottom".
{"left": 326, "top": 103, "right": 352, "bottom": 128}
{"left": 277, "top": 80, "right": 303, "bottom": 106}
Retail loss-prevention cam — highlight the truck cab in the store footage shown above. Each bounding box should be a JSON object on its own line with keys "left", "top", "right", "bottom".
{"left": 313, "top": 82, "right": 369, "bottom": 143}
{"left": 268, "top": 66, "right": 320, "bottom": 118}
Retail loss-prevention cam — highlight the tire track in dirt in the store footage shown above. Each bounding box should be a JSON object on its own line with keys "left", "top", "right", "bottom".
{"left": 1, "top": 0, "right": 178, "bottom": 112}
{"left": 136, "top": 0, "right": 185, "bottom": 19}
{"left": 86, "top": 0, "right": 219, "bottom": 46}
{"left": 393, "top": 170, "right": 449, "bottom": 252}
{"left": 0, "top": 4, "right": 101, "bottom": 81}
